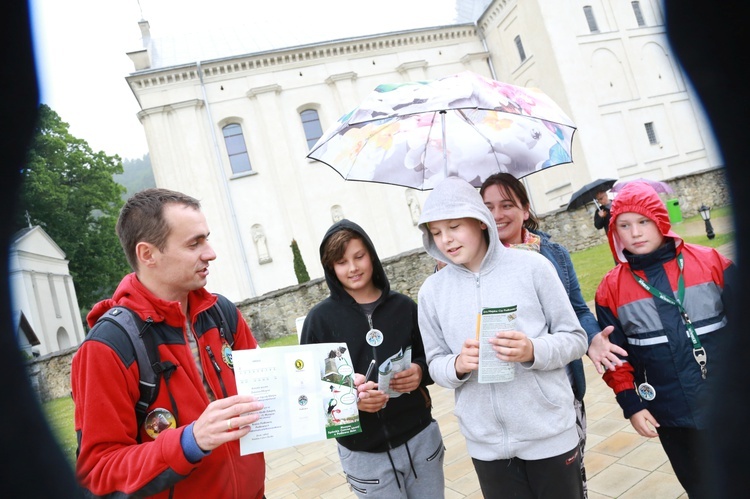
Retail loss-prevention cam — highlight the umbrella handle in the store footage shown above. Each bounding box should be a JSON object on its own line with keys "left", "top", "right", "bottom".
{"left": 440, "top": 110, "right": 450, "bottom": 178}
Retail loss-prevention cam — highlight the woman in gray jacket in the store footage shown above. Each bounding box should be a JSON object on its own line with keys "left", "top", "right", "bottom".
{"left": 417, "top": 176, "right": 587, "bottom": 499}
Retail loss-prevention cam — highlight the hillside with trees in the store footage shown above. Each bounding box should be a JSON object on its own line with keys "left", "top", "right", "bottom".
{"left": 115, "top": 154, "right": 155, "bottom": 199}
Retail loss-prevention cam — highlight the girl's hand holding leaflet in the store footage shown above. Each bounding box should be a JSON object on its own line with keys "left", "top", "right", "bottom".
{"left": 490, "top": 330, "right": 534, "bottom": 362}
{"left": 455, "top": 339, "right": 480, "bottom": 377}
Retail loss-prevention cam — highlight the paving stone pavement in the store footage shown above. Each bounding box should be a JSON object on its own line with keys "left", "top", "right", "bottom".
{"left": 263, "top": 214, "right": 734, "bottom": 498}
{"left": 263, "top": 356, "right": 690, "bottom": 499}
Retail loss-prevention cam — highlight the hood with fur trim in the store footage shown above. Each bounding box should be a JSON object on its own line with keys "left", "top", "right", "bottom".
{"left": 608, "top": 181, "right": 682, "bottom": 263}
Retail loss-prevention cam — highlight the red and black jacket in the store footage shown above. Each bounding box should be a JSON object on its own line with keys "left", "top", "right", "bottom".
{"left": 72, "top": 273, "right": 265, "bottom": 498}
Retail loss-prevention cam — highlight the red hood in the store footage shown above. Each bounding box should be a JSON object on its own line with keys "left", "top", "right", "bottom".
{"left": 86, "top": 273, "right": 217, "bottom": 328}
{"left": 607, "top": 181, "right": 682, "bottom": 263}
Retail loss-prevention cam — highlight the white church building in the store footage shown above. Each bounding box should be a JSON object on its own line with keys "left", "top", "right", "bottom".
{"left": 10, "top": 226, "right": 85, "bottom": 357}
{"left": 124, "top": 0, "right": 721, "bottom": 302}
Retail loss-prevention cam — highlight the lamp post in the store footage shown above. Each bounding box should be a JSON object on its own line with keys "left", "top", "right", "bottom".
{"left": 698, "top": 205, "right": 715, "bottom": 240}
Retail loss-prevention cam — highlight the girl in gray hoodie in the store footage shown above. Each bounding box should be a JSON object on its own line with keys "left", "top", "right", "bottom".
{"left": 417, "top": 176, "right": 587, "bottom": 498}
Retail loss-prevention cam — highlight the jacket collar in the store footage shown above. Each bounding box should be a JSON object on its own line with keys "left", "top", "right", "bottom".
{"left": 86, "top": 273, "right": 216, "bottom": 328}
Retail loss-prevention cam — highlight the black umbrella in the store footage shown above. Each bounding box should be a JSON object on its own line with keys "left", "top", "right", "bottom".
{"left": 566, "top": 178, "right": 617, "bottom": 211}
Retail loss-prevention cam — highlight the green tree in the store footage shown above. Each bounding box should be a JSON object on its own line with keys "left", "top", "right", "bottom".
{"left": 290, "top": 239, "right": 310, "bottom": 283}
{"left": 16, "top": 104, "right": 130, "bottom": 314}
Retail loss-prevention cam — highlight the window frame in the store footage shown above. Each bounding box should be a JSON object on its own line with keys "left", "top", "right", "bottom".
{"left": 583, "top": 6, "right": 599, "bottom": 33}
{"left": 644, "top": 122, "right": 658, "bottom": 145}
{"left": 221, "top": 122, "right": 253, "bottom": 174}
{"left": 514, "top": 35, "right": 527, "bottom": 63}
{"left": 631, "top": 1, "right": 646, "bottom": 27}
{"left": 300, "top": 109, "right": 324, "bottom": 150}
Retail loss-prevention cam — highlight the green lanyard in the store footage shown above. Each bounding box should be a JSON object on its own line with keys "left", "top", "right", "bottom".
{"left": 630, "top": 253, "right": 707, "bottom": 379}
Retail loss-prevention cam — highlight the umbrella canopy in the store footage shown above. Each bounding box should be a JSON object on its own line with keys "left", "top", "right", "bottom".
{"left": 307, "top": 71, "right": 577, "bottom": 190}
{"left": 611, "top": 178, "right": 674, "bottom": 194}
{"left": 566, "top": 178, "right": 617, "bottom": 211}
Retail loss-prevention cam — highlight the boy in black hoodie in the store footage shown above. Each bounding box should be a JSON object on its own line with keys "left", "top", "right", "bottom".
{"left": 301, "top": 219, "right": 445, "bottom": 498}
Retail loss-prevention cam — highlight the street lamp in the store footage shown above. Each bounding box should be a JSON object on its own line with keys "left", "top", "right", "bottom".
{"left": 698, "top": 204, "right": 715, "bottom": 240}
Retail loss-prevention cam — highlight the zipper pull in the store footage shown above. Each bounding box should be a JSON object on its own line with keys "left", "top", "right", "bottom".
{"left": 206, "top": 345, "right": 222, "bottom": 373}
{"left": 139, "top": 317, "right": 154, "bottom": 337}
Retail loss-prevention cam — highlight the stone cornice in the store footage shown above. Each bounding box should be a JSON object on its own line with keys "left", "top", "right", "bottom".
{"left": 246, "top": 84, "right": 282, "bottom": 98}
{"left": 136, "top": 99, "right": 204, "bottom": 120}
{"left": 460, "top": 52, "right": 491, "bottom": 64}
{"left": 325, "top": 72, "right": 358, "bottom": 84}
{"left": 127, "top": 25, "right": 478, "bottom": 91}
{"left": 396, "top": 60, "right": 428, "bottom": 75}
{"left": 478, "top": 0, "right": 516, "bottom": 32}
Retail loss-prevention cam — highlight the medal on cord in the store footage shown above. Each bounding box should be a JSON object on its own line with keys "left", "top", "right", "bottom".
{"left": 365, "top": 314, "right": 384, "bottom": 347}
{"left": 637, "top": 370, "right": 656, "bottom": 401}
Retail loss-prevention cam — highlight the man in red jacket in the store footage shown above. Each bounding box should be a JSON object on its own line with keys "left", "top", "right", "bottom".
{"left": 71, "top": 188, "right": 265, "bottom": 498}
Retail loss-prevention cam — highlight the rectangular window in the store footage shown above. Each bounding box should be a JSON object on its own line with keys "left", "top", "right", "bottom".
{"left": 222, "top": 123, "right": 252, "bottom": 174}
{"left": 632, "top": 2, "right": 646, "bottom": 27}
{"left": 644, "top": 122, "right": 658, "bottom": 145}
{"left": 584, "top": 6, "right": 599, "bottom": 33}
{"left": 514, "top": 35, "right": 527, "bottom": 63}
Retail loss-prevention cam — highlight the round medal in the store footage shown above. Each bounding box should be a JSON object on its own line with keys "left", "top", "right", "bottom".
{"left": 221, "top": 340, "right": 233, "bottom": 369}
{"left": 365, "top": 328, "right": 384, "bottom": 347}
{"left": 637, "top": 382, "right": 656, "bottom": 401}
{"left": 144, "top": 408, "right": 177, "bottom": 439}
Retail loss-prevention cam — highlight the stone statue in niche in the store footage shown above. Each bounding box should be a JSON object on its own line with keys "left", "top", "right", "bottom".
{"left": 405, "top": 191, "right": 421, "bottom": 226}
{"left": 331, "top": 205, "right": 344, "bottom": 223}
{"left": 251, "top": 225, "right": 272, "bottom": 264}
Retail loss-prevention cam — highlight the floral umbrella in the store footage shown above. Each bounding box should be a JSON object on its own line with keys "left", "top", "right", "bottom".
{"left": 307, "top": 71, "right": 577, "bottom": 190}
{"left": 611, "top": 177, "right": 674, "bottom": 194}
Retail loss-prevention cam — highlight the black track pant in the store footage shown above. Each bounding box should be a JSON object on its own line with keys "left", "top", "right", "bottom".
{"left": 472, "top": 446, "right": 583, "bottom": 499}
{"left": 657, "top": 426, "right": 710, "bottom": 498}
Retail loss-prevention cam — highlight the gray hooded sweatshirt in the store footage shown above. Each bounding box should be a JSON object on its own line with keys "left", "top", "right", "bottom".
{"left": 417, "top": 176, "right": 587, "bottom": 461}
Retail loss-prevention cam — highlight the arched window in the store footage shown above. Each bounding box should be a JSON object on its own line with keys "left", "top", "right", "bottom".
{"left": 300, "top": 109, "right": 324, "bottom": 150}
{"left": 222, "top": 123, "right": 252, "bottom": 174}
{"left": 514, "top": 36, "right": 527, "bottom": 63}
{"left": 583, "top": 6, "right": 599, "bottom": 33}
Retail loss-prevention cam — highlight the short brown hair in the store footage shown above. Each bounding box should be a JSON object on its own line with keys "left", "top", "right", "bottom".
{"left": 116, "top": 188, "right": 201, "bottom": 271}
{"left": 479, "top": 173, "right": 539, "bottom": 232}
{"left": 320, "top": 229, "right": 363, "bottom": 270}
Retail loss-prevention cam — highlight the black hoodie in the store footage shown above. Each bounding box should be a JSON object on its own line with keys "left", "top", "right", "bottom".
{"left": 300, "top": 219, "right": 434, "bottom": 452}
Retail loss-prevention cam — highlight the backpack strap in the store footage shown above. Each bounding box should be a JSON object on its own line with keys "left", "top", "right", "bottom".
{"left": 96, "top": 307, "right": 162, "bottom": 435}
{"left": 207, "top": 294, "right": 238, "bottom": 348}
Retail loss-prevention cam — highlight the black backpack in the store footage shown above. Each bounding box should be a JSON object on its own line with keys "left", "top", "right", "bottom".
{"left": 91, "top": 295, "right": 238, "bottom": 434}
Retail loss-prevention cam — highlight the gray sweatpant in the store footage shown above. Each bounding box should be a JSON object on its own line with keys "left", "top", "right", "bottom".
{"left": 337, "top": 420, "right": 445, "bottom": 498}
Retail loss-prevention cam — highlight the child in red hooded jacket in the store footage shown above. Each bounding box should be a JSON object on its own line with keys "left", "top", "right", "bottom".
{"left": 592, "top": 181, "right": 734, "bottom": 497}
